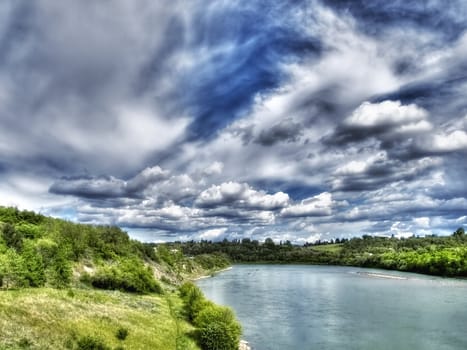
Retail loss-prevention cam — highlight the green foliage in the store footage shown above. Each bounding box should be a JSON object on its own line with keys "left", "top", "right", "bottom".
{"left": 115, "top": 327, "right": 129, "bottom": 341}
{"left": 178, "top": 231, "right": 467, "bottom": 277}
{"left": 2, "top": 223, "right": 23, "bottom": 251}
{"left": 76, "top": 335, "right": 110, "bottom": 350}
{"left": 179, "top": 282, "right": 209, "bottom": 322}
{"left": 0, "top": 249, "right": 28, "bottom": 289}
{"left": 193, "top": 254, "right": 230, "bottom": 271}
{"left": 195, "top": 305, "right": 242, "bottom": 350}
{"left": 453, "top": 227, "right": 465, "bottom": 237}
{"left": 47, "top": 245, "right": 73, "bottom": 288}
{"left": 156, "top": 245, "right": 183, "bottom": 266}
{"left": 91, "top": 259, "right": 162, "bottom": 294}
{"left": 21, "top": 241, "right": 46, "bottom": 287}
{"left": 179, "top": 283, "right": 242, "bottom": 350}
{"left": 15, "top": 222, "right": 43, "bottom": 239}
{"left": 0, "top": 207, "right": 44, "bottom": 225}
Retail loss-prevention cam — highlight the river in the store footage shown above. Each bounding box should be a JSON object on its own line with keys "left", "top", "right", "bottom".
{"left": 196, "top": 265, "right": 467, "bottom": 350}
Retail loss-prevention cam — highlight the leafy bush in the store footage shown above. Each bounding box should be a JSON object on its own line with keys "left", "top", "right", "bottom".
{"left": 91, "top": 259, "right": 162, "bottom": 294}
{"left": 1, "top": 223, "right": 23, "bottom": 251}
{"left": 47, "top": 247, "right": 72, "bottom": 288}
{"left": 179, "top": 282, "right": 208, "bottom": 322}
{"left": 115, "top": 327, "right": 129, "bottom": 341}
{"left": 0, "top": 249, "right": 28, "bottom": 289}
{"left": 195, "top": 305, "right": 241, "bottom": 350}
{"left": 180, "top": 283, "right": 242, "bottom": 350}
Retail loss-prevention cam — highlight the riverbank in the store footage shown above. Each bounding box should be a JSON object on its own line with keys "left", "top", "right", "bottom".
{"left": 357, "top": 271, "right": 407, "bottom": 280}
{"left": 239, "top": 339, "right": 251, "bottom": 350}
{"left": 192, "top": 266, "right": 233, "bottom": 281}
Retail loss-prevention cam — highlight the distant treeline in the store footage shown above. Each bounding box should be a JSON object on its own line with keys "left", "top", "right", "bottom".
{"left": 167, "top": 228, "right": 467, "bottom": 277}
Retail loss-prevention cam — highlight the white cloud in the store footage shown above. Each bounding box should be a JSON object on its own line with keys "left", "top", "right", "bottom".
{"left": 196, "top": 182, "right": 290, "bottom": 210}
{"left": 198, "top": 228, "right": 228, "bottom": 241}
{"left": 345, "top": 101, "right": 428, "bottom": 128}
{"left": 203, "top": 162, "right": 224, "bottom": 176}
{"left": 390, "top": 221, "right": 414, "bottom": 239}
{"left": 413, "top": 217, "right": 430, "bottom": 228}
{"left": 280, "top": 192, "right": 334, "bottom": 217}
{"left": 428, "top": 130, "right": 467, "bottom": 152}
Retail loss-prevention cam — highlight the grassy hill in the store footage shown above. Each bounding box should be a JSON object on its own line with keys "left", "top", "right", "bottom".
{"left": 0, "top": 288, "right": 198, "bottom": 350}
{"left": 0, "top": 206, "right": 236, "bottom": 350}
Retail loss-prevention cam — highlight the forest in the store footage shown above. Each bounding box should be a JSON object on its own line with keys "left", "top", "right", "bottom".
{"left": 171, "top": 228, "right": 467, "bottom": 277}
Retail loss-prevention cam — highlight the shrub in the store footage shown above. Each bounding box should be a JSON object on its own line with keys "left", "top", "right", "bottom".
{"left": 179, "top": 282, "right": 208, "bottom": 322}
{"left": 115, "top": 327, "right": 129, "bottom": 341}
{"left": 195, "top": 305, "right": 242, "bottom": 350}
{"left": 47, "top": 247, "right": 72, "bottom": 288}
{"left": 91, "top": 259, "right": 162, "bottom": 294}
{"left": 76, "top": 335, "right": 110, "bottom": 350}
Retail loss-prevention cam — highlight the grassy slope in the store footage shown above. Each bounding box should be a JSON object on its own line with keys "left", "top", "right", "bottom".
{"left": 0, "top": 288, "right": 199, "bottom": 350}
{"left": 0, "top": 207, "right": 232, "bottom": 350}
{"left": 309, "top": 243, "right": 343, "bottom": 253}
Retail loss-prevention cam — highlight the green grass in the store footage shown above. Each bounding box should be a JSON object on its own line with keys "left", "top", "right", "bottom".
{"left": 0, "top": 288, "right": 200, "bottom": 350}
{"left": 309, "top": 244, "right": 343, "bottom": 253}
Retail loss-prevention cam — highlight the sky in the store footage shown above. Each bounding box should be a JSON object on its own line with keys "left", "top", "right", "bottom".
{"left": 1, "top": 0, "right": 466, "bottom": 243}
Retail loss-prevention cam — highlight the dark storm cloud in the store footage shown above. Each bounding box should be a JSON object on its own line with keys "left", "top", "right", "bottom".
{"left": 331, "top": 157, "right": 438, "bottom": 192}
{"left": 254, "top": 119, "right": 303, "bottom": 146}
{"left": 49, "top": 166, "right": 171, "bottom": 200}
{"left": 49, "top": 176, "right": 127, "bottom": 199}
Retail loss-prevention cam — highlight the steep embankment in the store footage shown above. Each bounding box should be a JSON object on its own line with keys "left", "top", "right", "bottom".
{"left": 0, "top": 206, "right": 234, "bottom": 350}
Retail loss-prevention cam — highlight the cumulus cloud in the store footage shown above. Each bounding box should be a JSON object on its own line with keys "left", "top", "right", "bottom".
{"left": 329, "top": 100, "right": 431, "bottom": 146}
{"left": 425, "top": 130, "right": 467, "bottom": 153}
{"left": 195, "top": 182, "right": 290, "bottom": 210}
{"left": 346, "top": 101, "right": 427, "bottom": 128}
{"left": 280, "top": 192, "right": 335, "bottom": 217}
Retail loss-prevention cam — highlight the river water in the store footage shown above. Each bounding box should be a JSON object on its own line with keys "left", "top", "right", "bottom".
{"left": 196, "top": 265, "right": 467, "bottom": 350}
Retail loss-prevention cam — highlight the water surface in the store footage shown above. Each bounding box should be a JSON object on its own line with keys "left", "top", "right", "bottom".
{"left": 196, "top": 265, "right": 467, "bottom": 350}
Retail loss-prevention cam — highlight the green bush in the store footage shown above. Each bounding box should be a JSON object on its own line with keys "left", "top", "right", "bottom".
{"left": 115, "top": 327, "right": 129, "bottom": 341}
{"left": 91, "top": 259, "right": 162, "bottom": 294}
{"left": 179, "top": 282, "right": 208, "bottom": 322}
{"left": 76, "top": 335, "right": 110, "bottom": 350}
{"left": 195, "top": 304, "right": 241, "bottom": 350}
{"left": 47, "top": 247, "right": 72, "bottom": 288}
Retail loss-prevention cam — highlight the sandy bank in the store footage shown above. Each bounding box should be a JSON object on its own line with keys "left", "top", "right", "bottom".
{"left": 239, "top": 339, "right": 251, "bottom": 350}
{"left": 192, "top": 266, "right": 233, "bottom": 281}
{"left": 358, "top": 272, "right": 407, "bottom": 280}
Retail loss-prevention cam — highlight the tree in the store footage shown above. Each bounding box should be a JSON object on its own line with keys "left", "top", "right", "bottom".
{"left": 453, "top": 227, "right": 465, "bottom": 237}
{"left": 0, "top": 249, "right": 28, "bottom": 289}
{"left": 2, "top": 223, "right": 23, "bottom": 251}
{"left": 47, "top": 246, "right": 72, "bottom": 288}
{"left": 21, "top": 241, "right": 46, "bottom": 287}
{"left": 264, "top": 238, "right": 275, "bottom": 248}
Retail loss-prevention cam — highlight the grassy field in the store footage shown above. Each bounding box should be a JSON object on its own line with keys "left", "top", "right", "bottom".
{"left": 0, "top": 288, "right": 200, "bottom": 350}
{"left": 309, "top": 243, "right": 343, "bottom": 253}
